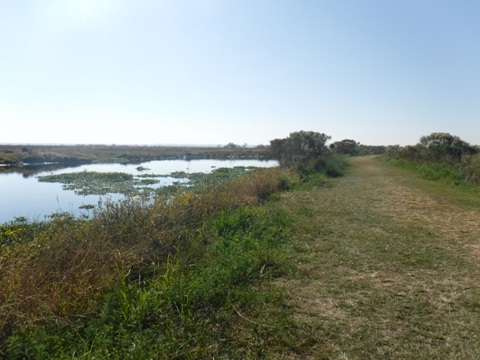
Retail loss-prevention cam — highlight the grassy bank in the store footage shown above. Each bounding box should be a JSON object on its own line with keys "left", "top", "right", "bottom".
{"left": 0, "top": 150, "right": 351, "bottom": 358}
{"left": 0, "top": 164, "right": 319, "bottom": 358}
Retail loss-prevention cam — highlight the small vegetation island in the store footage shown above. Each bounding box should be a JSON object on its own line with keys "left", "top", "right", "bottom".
{"left": 1, "top": 131, "right": 480, "bottom": 358}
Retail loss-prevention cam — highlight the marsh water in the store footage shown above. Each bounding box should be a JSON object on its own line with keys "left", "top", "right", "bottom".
{"left": 0, "top": 159, "right": 278, "bottom": 224}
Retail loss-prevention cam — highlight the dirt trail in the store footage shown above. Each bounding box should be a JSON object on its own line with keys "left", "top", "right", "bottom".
{"left": 278, "top": 155, "right": 480, "bottom": 359}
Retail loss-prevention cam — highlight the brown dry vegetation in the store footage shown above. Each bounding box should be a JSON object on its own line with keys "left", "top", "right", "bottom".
{"left": 278, "top": 155, "right": 480, "bottom": 359}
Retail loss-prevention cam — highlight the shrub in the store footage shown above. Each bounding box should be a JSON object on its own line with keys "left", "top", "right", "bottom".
{"left": 269, "top": 130, "right": 352, "bottom": 179}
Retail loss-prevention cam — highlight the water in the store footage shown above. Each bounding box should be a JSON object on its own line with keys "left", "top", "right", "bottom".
{"left": 0, "top": 159, "right": 278, "bottom": 224}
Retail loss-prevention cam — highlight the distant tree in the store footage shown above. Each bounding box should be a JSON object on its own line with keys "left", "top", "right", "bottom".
{"left": 330, "top": 139, "right": 360, "bottom": 155}
{"left": 224, "top": 142, "right": 240, "bottom": 149}
{"left": 356, "top": 145, "right": 387, "bottom": 155}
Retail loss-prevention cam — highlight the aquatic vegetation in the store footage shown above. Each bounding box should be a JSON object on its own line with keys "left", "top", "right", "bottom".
{"left": 79, "top": 204, "right": 95, "bottom": 210}
{"left": 35, "top": 167, "right": 260, "bottom": 199}
{"left": 136, "top": 166, "right": 150, "bottom": 172}
{"left": 136, "top": 173, "right": 165, "bottom": 178}
{"left": 195, "top": 166, "right": 258, "bottom": 185}
{"left": 134, "top": 178, "right": 160, "bottom": 186}
{"left": 38, "top": 171, "right": 137, "bottom": 196}
{"left": 168, "top": 170, "right": 189, "bottom": 179}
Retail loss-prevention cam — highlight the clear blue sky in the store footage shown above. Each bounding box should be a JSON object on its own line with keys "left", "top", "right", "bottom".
{"left": 1, "top": 0, "right": 479, "bottom": 146}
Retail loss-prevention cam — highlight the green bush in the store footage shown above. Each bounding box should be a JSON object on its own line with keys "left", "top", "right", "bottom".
{"left": 269, "top": 131, "right": 349, "bottom": 179}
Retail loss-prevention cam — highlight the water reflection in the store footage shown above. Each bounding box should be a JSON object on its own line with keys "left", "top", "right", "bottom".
{"left": 0, "top": 163, "right": 85, "bottom": 178}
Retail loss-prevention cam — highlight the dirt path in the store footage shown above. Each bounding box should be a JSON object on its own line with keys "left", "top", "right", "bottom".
{"left": 278, "top": 156, "right": 480, "bottom": 359}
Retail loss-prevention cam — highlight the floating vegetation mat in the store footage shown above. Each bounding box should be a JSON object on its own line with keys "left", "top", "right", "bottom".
{"left": 37, "top": 166, "right": 259, "bottom": 197}
{"left": 38, "top": 172, "right": 142, "bottom": 196}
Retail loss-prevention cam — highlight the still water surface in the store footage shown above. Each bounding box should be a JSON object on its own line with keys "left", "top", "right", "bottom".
{"left": 0, "top": 159, "right": 278, "bottom": 224}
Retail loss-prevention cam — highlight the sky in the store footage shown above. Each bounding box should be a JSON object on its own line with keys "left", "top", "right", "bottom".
{"left": 1, "top": 0, "right": 480, "bottom": 146}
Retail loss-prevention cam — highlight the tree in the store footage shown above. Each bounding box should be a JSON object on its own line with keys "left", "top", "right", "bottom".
{"left": 224, "top": 142, "right": 240, "bottom": 149}
{"left": 330, "top": 139, "right": 360, "bottom": 155}
{"left": 269, "top": 131, "right": 331, "bottom": 174}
